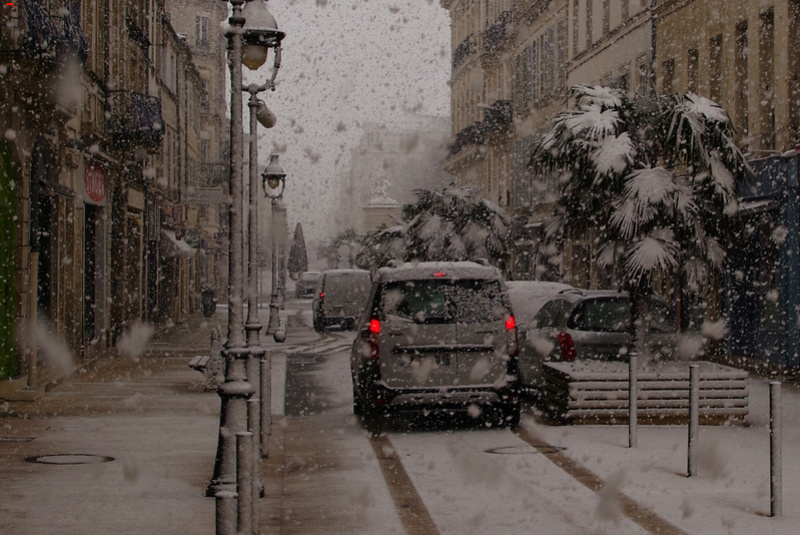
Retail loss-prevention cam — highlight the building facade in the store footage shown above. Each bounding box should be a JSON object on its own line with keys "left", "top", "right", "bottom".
{"left": 0, "top": 0, "right": 227, "bottom": 400}
{"left": 344, "top": 118, "right": 451, "bottom": 234}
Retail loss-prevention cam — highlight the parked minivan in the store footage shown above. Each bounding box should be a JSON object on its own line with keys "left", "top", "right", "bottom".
{"left": 350, "top": 261, "right": 521, "bottom": 433}
{"left": 312, "top": 269, "right": 372, "bottom": 331}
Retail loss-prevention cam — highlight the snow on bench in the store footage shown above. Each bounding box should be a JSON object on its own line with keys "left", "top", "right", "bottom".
{"left": 542, "top": 360, "right": 749, "bottom": 425}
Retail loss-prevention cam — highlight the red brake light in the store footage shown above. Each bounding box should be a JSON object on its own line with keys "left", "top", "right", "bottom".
{"left": 369, "top": 319, "right": 381, "bottom": 333}
{"left": 557, "top": 332, "right": 577, "bottom": 361}
{"left": 319, "top": 291, "right": 324, "bottom": 299}
{"left": 506, "top": 315, "right": 518, "bottom": 356}
{"left": 434, "top": 271, "right": 446, "bottom": 277}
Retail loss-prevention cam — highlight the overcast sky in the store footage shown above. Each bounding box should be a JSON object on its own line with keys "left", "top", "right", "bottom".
{"left": 247, "top": 0, "right": 452, "bottom": 248}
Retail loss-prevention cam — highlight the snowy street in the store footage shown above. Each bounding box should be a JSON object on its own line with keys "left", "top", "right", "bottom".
{"left": 272, "top": 298, "right": 800, "bottom": 534}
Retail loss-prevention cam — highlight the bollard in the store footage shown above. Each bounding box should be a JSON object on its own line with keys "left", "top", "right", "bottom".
{"left": 247, "top": 397, "right": 262, "bottom": 530}
{"left": 260, "top": 356, "right": 272, "bottom": 458}
{"left": 215, "top": 490, "right": 238, "bottom": 535}
{"left": 688, "top": 364, "right": 700, "bottom": 477}
{"left": 629, "top": 354, "right": 638, "bottom": 448}
{"left": 770, "top": 382, "right": 782, "bottom": 517}
{"left": 236, "top": 432, "right": 253, "bottom": 535}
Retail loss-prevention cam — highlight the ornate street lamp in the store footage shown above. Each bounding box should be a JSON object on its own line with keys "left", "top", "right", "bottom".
{"left": 262, "top": 154, "right": 286, "bottom": 337}
{"left": 208, "top": 5, "right": 284, "bottom": 535}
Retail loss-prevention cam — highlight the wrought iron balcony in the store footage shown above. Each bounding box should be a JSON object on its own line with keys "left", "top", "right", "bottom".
{"left": 481, "top": 100, "right": 513, "bottom": 136}
{"left": 1, "top": 1, "right": 88, "bottom": 64}
{"left": 483, "top": 10, "right": 514, "bottom": 54}
{"left": 453, "top": 34, "right": 475, "bottom": 70}
{"left": 107, "top": 90, "right": 165, "bottom": 150}
{"left": 200, "top": 163, "right": 229, "bottom": 188}
{"left": 448, "top": 121, "right": 484, "bottom": 156}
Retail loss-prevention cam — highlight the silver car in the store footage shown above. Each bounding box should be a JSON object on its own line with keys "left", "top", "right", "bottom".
{"left": 522, "top": 290, "right": 678, "bottom": 391}
{"left": 350, "top": 261, "right": 521, "bottom": 433}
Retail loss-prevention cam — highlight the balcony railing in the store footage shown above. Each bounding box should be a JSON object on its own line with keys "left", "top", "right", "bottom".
{"left": 448, "top": 121, "right": 484, "bottom": 156}
{"left": 483, "top": 10, "right": 514, "bottom": 54}
{"left": 453, "top": 34, "right": 475, "bottom": 70}
{"left": 1, "top": 1, "right": 88, "bottom": 64}
{"left": 199, "top": 163, "right": 229, "bottom": 188}
{"left": 482, "top": 100, "right": 513, "bottom": 136}
{"left": 107, "top": 90, "right": 165, "bottom": 150}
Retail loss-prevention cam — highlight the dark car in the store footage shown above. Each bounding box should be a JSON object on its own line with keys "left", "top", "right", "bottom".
{"left": 294, "top": 271, "right": 321, "bottom": 298}
{"left": 312, "top": 269, "right": 372, "bottom": 331}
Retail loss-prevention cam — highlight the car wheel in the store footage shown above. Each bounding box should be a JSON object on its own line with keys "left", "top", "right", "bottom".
{"left": 363, "top": 402, "right": 385, "bottom": 436}
{"left": 313, "top": 317, "right": 322, "bottom": 332}
{"left": 352, "top": 387, "right": 363, "bottom": 416}
{"left": 502, "top": 401, "right": 521, "bottom": 428}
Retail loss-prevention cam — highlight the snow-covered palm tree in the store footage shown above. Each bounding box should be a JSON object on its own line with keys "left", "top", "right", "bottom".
{"left": 530, "top": 85, "right": 752, "bottom": 355}
{"left": 356, "top": 186, "right": 511, "bottom": 271}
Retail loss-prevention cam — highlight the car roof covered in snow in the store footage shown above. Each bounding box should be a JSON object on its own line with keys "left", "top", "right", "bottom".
{"left": 375, "top": 261, "right": 502, "bottom": 283}
{"left": 322, "top": 268, "right": 370, "bottom": 276}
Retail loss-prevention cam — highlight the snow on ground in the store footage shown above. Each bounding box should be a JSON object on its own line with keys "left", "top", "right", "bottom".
{"left": 389, "top": 429, "right": 650, "bottom": 535}
{"left": 533, "top": 378, "right": 800, "bottom": 535}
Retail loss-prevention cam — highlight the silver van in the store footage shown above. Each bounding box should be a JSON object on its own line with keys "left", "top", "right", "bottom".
{"left": 312, "top": 269, "right": 371, "bottom": 331}
{"left": 350, "top": 261, "right": 521, "bottom": 432}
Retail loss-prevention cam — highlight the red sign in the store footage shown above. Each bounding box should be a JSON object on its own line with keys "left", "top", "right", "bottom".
{"left": 84, "top": 161, "right": 106, "bottom": 203}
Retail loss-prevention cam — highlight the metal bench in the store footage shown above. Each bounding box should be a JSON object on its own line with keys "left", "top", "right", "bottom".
{"left": 541, "top": 360, "right": 749, "bottom": 425}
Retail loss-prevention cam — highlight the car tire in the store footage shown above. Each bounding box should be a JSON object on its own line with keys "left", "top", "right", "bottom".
{"left": 363, "top": 402, "right": 385, "bottom": 436}
{"left": 352, "top": 388, "right": 363, "bottom": 416}
{"left": 502, "top": 402, "right": 521, "bottom": 428}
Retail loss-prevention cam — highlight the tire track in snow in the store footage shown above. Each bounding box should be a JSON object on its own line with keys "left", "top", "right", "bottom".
{"left": 369, "top": 434, "right": 442, "bottom": 535}
{"left": 515, "top": 425, "right": 689, "bottom": 535}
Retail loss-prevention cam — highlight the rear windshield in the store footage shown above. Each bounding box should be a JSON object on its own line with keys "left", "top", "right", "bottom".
{"left": 567, "top": 298, "right": 676, "bottom": 333}
{"left": 324, "top": 273, "right": 371, "bottom": 301}
{"left": 381, "top": 279, "right": 506, "bottom": 324}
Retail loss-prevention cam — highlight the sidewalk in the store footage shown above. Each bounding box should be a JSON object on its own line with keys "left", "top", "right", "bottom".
{"left": 0, "top": 303, "right": 323, "bottom": 535}
{"left": 0, "top": 315, "right": 223, "bottom": 534}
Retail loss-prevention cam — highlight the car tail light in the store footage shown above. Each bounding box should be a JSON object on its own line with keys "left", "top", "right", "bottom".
{"left": 505, "top": 315, "right": 519, "bottom": 357}
{"left": 366, "top": 319, "right": 380, "bottom": 360}
{"left": 557, "top": 332, "right": 577, "bottom": 361}
{"left": 318, "top": 291, "right": 324, "bottom": 313}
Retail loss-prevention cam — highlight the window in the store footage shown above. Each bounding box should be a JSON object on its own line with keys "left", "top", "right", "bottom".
{"left": 622, "top": 0, "right": 629, "bottom": 21}
{"left": 709, "top": 35, "right": 722, "bottom": 102}
{"left": 735, "top": 21, "right": 749, "bottom": 139}
{"left": 687, "top": 48, "right": 699, "bottom": 93}
{"left": 586, "top": 0, "right": 593, "bottom": 48}
{"left": 196, "top": 16, "right": 209, "bottom": 48}
{"left": 662, "top": 58, "right": 675, "bottom": 94}
{"left": 759, "top": 8, "right": 775, "bottom": 149}
{"left": 602, "top": 0, "right": 610, "bottom": 35}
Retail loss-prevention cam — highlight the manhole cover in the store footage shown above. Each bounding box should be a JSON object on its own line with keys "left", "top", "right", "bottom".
{"left": 25, "top": 454, "right": 115, "bottom": 465}
{"left": 484, "top": 445, "right": 567, "bottom": 455}
{"left": 0, "top": 437, "right": 35, "bottom": 443}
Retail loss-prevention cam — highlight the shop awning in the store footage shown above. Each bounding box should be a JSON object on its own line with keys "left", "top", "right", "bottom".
{"left": 160, "top": 229, "right": 196, "bottom": 259}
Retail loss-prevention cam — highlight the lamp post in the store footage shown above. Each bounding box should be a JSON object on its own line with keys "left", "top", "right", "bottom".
{"left": 263, "top": 160, "right": 286, "bottom": 334}
{"left": 208, "top": 1, "right": 284, "bottom": 517}
{"left": 262, "top": 154, "right": 286, "bottom": 337}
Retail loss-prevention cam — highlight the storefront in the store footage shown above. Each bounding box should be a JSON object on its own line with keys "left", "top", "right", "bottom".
{"left": 725, "top": 154, "right": 800, "bottom": 368}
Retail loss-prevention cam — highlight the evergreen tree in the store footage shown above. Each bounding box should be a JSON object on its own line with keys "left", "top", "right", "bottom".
{"left": 287, "top": 222, "right": 308, "bottom": 279}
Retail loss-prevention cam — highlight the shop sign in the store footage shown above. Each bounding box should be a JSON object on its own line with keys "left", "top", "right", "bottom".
{"left": 84, "top": 161, "right": 106, "bottom": 203}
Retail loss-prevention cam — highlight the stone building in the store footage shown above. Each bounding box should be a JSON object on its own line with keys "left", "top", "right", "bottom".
{"left": 440, "top": 1, "right": 655, "bottom": 282}
{"left": 0, "top": 0, "right": 225, "bottom": 400}
{"left": 344, "top": 118, "right": 451, "bottom": 234}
